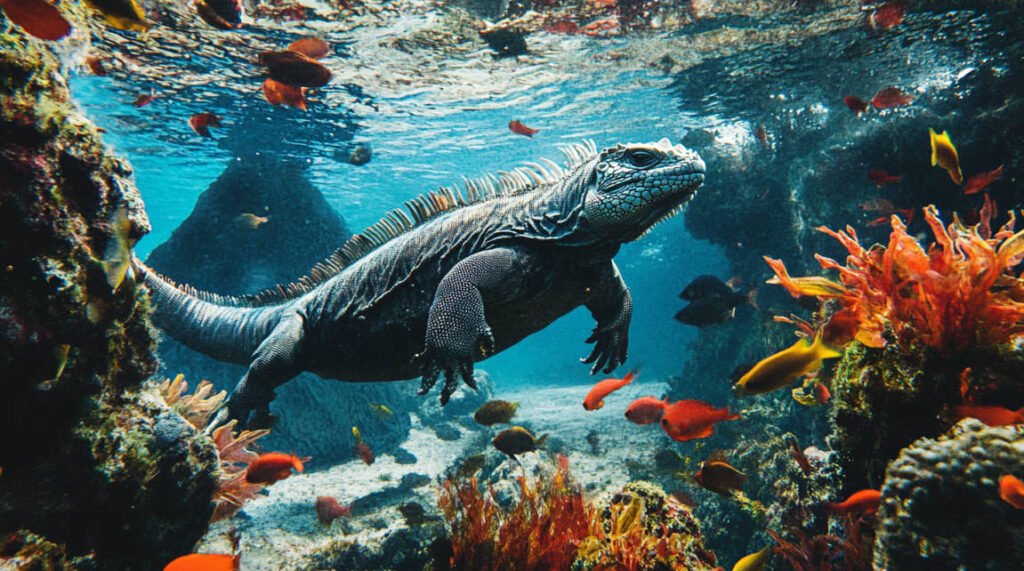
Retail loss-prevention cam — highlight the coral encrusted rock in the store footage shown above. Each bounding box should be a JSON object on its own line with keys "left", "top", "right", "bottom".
{"left": 873, "top": 419, "right": 1024, "bottom": 570}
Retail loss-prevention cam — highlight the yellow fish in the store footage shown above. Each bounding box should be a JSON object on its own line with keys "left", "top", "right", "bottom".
{"left": 84, "top": 0, "right": 149, "bottom": 32}
{"left": 736, "top": 334, "right": 841, "bottom": 395}
{"left": 352, "top": 426, "right": 362, "bottom": 443}
{"left": 929, "top": 128, "right": 963, "bottom": 184}
{"left": 237, "top": 213, "right": 269, "bottom": 229}
{"left": 369, "top": 403, "right": 393, "bottom": 418}
{"left": 101, "top": 206, "right": 136, "bottom": 292}
{"left": 732, "top": 546, "right": 771, "bottom": 571}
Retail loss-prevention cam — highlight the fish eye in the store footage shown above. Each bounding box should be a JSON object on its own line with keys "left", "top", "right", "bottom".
{"left": 625, "top": 149, "right": 658, "bottom": 168}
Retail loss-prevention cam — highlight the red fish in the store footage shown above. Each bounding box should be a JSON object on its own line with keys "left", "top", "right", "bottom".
{"left": 132, "top": 90, "right": 156, "bottom": 107}
{"left": 258, "top": 50, "right": 332, "bottom": 88}
{"left": 787, "top": 439, "right": 811, "bottom": 475}
{"left": 659, "top": 400, "right": 740, "bottom": 442}
{"left": 544, "top": 20, "right": 579, "bottom": 34}
{"left": 316, "top": 496, "right": 352, "bottom": 525}
{"left": 843, "top": 95, "right": 869, "bottom": 115}
{"left": 871, "top": 87, "right": 913, "bottom": 110}
{"left": 245, "top": 452, "right": 304, "bottom": 484}
{"left": 164, "top": 554, "right": 239, "bottom": 571}
{"left": 287, "top": 37, "right": 330, "bottom": 59}
{"left": 509, "top": 120, "right": 539, "bottom": 138}
{"left": 754, "top": 125, "right": 768, "bottom": 148}
{"left": 954, "top": 405, "right": 1024, "bottom": 426}
{"left": 583, "top": 369, "right": 637, "bottom": 410}
{"left": 356, "top": 441, "right": 374, "bottom": 465}
{"left": 959, "top": 367, "right": 974, "bottom": 404}
{"left": 189, "top": 112, "right": 222, "bottom": 137}
{"left": 85, "top": 55, "right": 108, "bottom": 76}
{"left": 962, "top": 165, "right": 1004, "bottom": 195}
{"left": 262, "top": 79, "right": 307, "bottom": 111}
{"left": 827, "top": 489, "right": 881, "bottom": 514}
{"left": 869, "top": 2, "right": 905, "bottom": 31}
{"left": 0, "top": 0, "right": 71, "bottom": 41}
{"left": 814, "top": 382, "right": 831, "bottom": 404}
{"left": 624, "top": 396, "right": 666, "bottom": 425}
{"left": 868, "top": 169, "right": 902, "bottom": 187}
{"left": 999, "top": 475, "right": 1024, "bottom": 509}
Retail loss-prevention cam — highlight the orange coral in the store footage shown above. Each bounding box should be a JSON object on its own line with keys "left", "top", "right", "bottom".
{"left": 766, "top": 201, "right": 1024, "bottom": 353}
{"left": 158, "top": 374, "right": 227, "bottom": 429}
{"left": 210, "top": 420, "right": 271, "bottom": 523}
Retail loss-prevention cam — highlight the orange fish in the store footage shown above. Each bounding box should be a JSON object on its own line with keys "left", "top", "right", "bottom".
{"left": 262, "top": 79, "right": 307, "bottom": 111}
{"left": 132, "top": 90, "right": 156, "bottom": 107}
{"left": 999, "top": 475, "right": 1024, "bottom": 509}
{"left": 164, "top": 553, "right": 239, "bottom": 571}
{"left": 287, "top": 37, "right": 330, "bottom": 59}
{"left": 827, "top": 489, "right": 881, "bottom": 514}
{"left": 583, "top": 369, "right": 638, "bottom": 410}
{"left": 659, "top": 400, "right": 740, "bottom": 442}
{"left": 959, "top": 367, "right": 974, "bottom": 404}
{"left": 0, "top": 0, "right": 72, "bottom": 41}
{"left": 189, "top": 112, "right": 222, "bottom": 137}
{"left": 929, "top": 128, "right": 963, "bottom": 184}
{"left": 843, "top": 95, "right": 868, "bottom": 115}
{"left": 869, "top": 2, "right": 905, "bottom": 31}
{"left": 356, "top": 441, "right": 374, "bottom": 465}
{"left": 962, "top": 165, "right": 1004, "bottom": 195}
{"left": 508, "top": 120, "right": 539, "bottom": 138}
{"left": 624, "top": 396, "right": 666, "bottom": 425}
{"left": 868, "top": 169, "right": 902, "bottom": 187}
{"left": 245, "top": 452, "right": 304, "bottom": 484}
{"left": 954, "top": 405, "right": 1024, "bottom": 426}
{"left": 871, "top": 87, "right": 913, "bottom": 110}
{"left": 813, "top": 382, "right": 831, "bottom": 404}
{"left": 316, "top": 496, "right": 352, "bottom": 525}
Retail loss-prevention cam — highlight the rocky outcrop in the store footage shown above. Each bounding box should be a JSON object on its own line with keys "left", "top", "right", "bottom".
{"left": 0, "top": 30, "right": 218, "bottom": 570}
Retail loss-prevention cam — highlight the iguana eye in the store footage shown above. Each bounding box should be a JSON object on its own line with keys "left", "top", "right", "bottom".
{"left": 625, "top": 150, "right": 657, "bottom": 168}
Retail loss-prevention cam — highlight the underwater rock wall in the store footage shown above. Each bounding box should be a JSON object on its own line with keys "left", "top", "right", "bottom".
{"left": 146, "top": 153, "right": 416, "bottom": 464}
{"left": 0, "top": 30, "right": 218, "bottom": 570}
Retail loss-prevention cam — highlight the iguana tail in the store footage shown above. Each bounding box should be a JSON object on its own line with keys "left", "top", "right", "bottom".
{"left": 133, "top": 259, "right": 290, "bottom": 365}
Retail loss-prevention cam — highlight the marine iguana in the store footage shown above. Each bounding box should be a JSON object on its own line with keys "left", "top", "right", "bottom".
{"left": 136, "top": 139, "right": 706, "bottom": 428}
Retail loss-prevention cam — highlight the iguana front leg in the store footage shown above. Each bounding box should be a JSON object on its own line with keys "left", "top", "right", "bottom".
{"left": 417, "top": 247, "right": 522, "bottom": 405}
{"left": 582, "top": 261, "right": 632, "bottom": 374}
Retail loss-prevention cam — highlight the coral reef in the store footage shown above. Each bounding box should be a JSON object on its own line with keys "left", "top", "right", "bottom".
{"left": 873, "top": 419, "right": 1024, "bottom": 569}
{"left": 145, "top": 152, "right": 416, "bottom": 463}
{"left": 0, "top": 30, "right": 218, "bottom": 568}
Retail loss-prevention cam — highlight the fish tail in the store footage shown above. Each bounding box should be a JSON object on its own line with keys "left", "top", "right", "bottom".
{"left": 624, "top": 367, "right": 642, "bottom": 383}
{"left": 746, "top": 287, "right": 759, "bottom": 310}
{"left": 811, "top": 333, "right": 843, "bottom": 360}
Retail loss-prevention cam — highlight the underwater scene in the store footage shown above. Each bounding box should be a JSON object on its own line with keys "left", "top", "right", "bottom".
{"left": 2, "top": 0, "right": 1024, "bottom": 569}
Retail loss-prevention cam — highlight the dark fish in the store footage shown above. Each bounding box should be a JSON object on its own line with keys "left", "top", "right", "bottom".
{"left": 843, "top": 95, "right": 869, "bottom": 115}
{"left": 258, "top": 50, "right": 332, "bottom": 88}
{"left": 455, "top": 454, "right": 486, "bottom": 479}
{"left": 195, "top": 0, "right": 243, "bottom": 30}
{"left": 0, "top": 0, "right": 72, "bottom": 41}
{"left": 85, "top": 55, "right": 108, "bottom": 75}
{"left": 473, "top": 400, "right": 519, "bottom": 426}
{"left": 675, "top": 275, "right": 752, "bottom": 327}
{"left": 679, "top": 275, "right": 735, "bottom": 301}
{"left": 347, "top": 144, "right": 372, "bottom": 166}
{"left": 189, "top": 112, "right": 222, "bottom": 137}
{"left": 694, "top": 456, "right": 746, "bottom": 497}
{"left": 399, "top": 502, "right": 428, "bottom": 526}
{"left": 492, "top": 426, "right": 546, "bottom": 457}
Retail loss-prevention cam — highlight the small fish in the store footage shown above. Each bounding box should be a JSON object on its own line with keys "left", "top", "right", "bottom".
{"left": 369, "top": 402, "right": 394, "bottom": 418}
{"left": 583, "top": 369, "right": 638, "bottom": 410}
{"left": 236, "top": 213, "right": 268, "bottom": 229}
{"left": 347, "top": 145, "right": 372, "bottom": 166}
{"left": 262, "top": 79, "right": 307, "bottom": 111}
{"left": 356, "top": 442, "right": 374, "bottom": 465}
{"left": 473, "top": 400, "right": 519, "bottom": 426}
{"left": 814, "top": 381, "right": 831, "bottom": 404}
{"left": 492, "top": 426, "right": 546, "bottom": 458}
{"left": 189, "top": 112, "right": 222, "bottom": 138}
{"left": 735, "top": 334, "right": 842, "bottom": 395}
{"left": 100, "top": 206, "right": 136, "bottom": 291}
{"left": 84, "top": 0, "right": 149, "bottom": 32}
{"left": 962, "top": 165, "right": 1004, "bottom": 195}
{"left": 455, "top": 454, "right": 486, "bottom": 478}
{"left": 287, "top": 37, "right": 330, "bottom": 59}
{"left": 785, "top": 435, "right": 811, "bottom": 475}
{"left": 732, "top": 547, "right": 771, "bottom": 571}
{"left": 675, "top": 275, "right": 754, "bottom": 327}
{"left": 669, "top": 489, "right": 696, "bottom": 508}
{"left": 0, "top": 0, "right": 72, "bottom": 41}
{"left": 399, "top": 502, "right": 429, "bottom": 526}
{"left": 826, "top": 489, "right": 881, "bottom": 514}
{"left": 245, "top": 452, "right": 304, "bottom": 484}
{"left": 194, "top": 0, "right": 243, "bottom": 30}
{"left": 953, "top": 405, "right": 1024, "bottom": 426}
{"left": 544, "top": 20, "right": 579, "bottom": 34}
{"left": 258, "top": 50, "right": 332, "bottom": 88}
{"left": 47, "top": 343, "right": 71, "bottom": 382}
{"left": 929, "top": 128, "right": 963, "bottom": 184}
{"left": 959, "top": 367, "right": 974, "bottom": 404}
{"left": 316, "top": 496, "right": 351, "bottom": 525}
{"left": 624, "top": 396, "right": 666, "bottom": 425}
{"left": 132, "top": 90, "right": 156, "bottom": 107}
{"left": 860, "top": 198, "right": 895, "bottom": 213}
{"left": 870, "top": 87, "right": 913, "bottom": 110}
{"left": 660, "top": 400, "right": 740, "bottom": 442}
{"left": 754, "top": 125, "right": 768, "bottom": 148}
{"left": 695, "top": 456, "right": 746, "bottom": 497}
{"left": 999, "top": 475, "right": 1024, "bottom": 509}
{"left": 868, "top": 169, "right": 902, "bottom": 187}
{"left": 843, "top": 95, "right": 869, "bottom": 115}
{"left": 352, "top": 426, "right": 362, "bottom": 442}
{"left": 164, "top": 554, "right": 239, "bottom": 571}
{"left": 85, "top": 55, "right": 108, "bottom": 76}
{"left": 869, "top": 2, "right": 905, "bottom": 31}
{"left": 508, "top": 120, "right": 539, "bottom": 138}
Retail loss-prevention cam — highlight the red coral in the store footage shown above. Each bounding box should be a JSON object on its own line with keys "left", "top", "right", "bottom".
{"left": 210, "top": 420, "right": 271, "bottom": 522}
{"left": 769, "top": 515, "right": 872, "bottom": 571}
{"left": 766, "top": 200, "right": 1024, "bottom": 353}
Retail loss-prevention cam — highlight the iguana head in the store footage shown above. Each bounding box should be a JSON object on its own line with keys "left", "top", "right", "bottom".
{"left": 579, "top": 138, "right": 705, "bottom": 244}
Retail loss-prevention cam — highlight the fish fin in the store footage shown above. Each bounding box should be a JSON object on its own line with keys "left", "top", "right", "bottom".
{"left": 536, "top": 434, "right": 549, "bottom": 448}
{"left": 929, "top": 128, "right": 939, "bottom": 166}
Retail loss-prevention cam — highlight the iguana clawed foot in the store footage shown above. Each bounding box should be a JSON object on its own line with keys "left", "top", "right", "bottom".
{"left": 416, "top": 326, "right": 493, "bottom": 405}
{"left": 581, "top": 323, "right": 629, "bottom": 374}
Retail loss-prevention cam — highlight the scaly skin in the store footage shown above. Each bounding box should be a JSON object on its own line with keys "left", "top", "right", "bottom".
{"left": 136, "top": 139, "right": 706, "bottom": 428}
